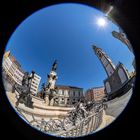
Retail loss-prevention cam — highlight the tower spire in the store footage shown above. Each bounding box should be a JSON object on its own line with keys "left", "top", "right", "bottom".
{"left": 92, "top": 45, "right": 115, "bottom": 77}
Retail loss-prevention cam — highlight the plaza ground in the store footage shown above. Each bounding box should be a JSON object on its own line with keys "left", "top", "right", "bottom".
{"left": 4, "top": 80, "right": 133, "bottom": 135}
{"left": 105, "top": 88, "right": 133, "bottom": 117}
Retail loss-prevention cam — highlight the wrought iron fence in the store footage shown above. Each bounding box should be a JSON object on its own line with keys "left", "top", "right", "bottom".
{"left": 16, "top": 104, "right": 104, "bottom": 137}
{"left": 56, "top": 108, "right": 103, "bottom": 137}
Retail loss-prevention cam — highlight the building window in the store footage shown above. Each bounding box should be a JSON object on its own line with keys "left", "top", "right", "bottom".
{"left": 105, "top": 82, "right": 111, "bottom": 93}
{"left": 68, "top": 90, "right": 70, "bottom": 96}
{"left": 79, "top": 91, "right": 80, "bottom": 97}
{"left": 62, "top": 90, "right": 64, "bottom": 95}
{"left": 73, "top": 91, "right": 75, "bottom": 96}
{"left": 118, "top": 68, "right": 127, "bottom": 84}
{"left": 59, "top": 90, "right": 62, "bottom": 94}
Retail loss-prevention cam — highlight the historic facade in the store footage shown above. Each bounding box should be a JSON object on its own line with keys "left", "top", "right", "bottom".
{"left": 92, "top": 45, "right": 130, "bottom": 95}
{"left": 104, "top": 62, "right": 130, "bottom": 94}
{"left": 56, "top": 85, "right": 84, "bottom": 106}
{"left": 30, "top": 73, "right": 41, "bottom": 95}
{"left": 2, "top": 51, "right": 24, "bottom": 85}
{"left": 85, "top": 87, "right": 105, "bottom": 102}
{"left": 132, "top": 59, "right": 136, "bottom": 72}
{"left": 2, "top": 51, "right": 41, "bottom": 95}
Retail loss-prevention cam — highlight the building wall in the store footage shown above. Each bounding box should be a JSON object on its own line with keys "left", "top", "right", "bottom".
{"left": 3, "top": 51, "right": 10, "bottom": 59}
{"left": 132, "top": 59, "right": 136, "bottom": 71}
{"left": 2, "top": 56, "right": 22, "bottom": 85}
{"left": 93, "top": 46, "right": 130, "bottom": 97}
{"left": 30, "top": 74, "right": 41, "bottom": 95}
{"left": 12, "top": 68, "right": 24, "bottom": 85}
{"left": 56, "top": 85, "right": 84, "bottom": 106}
{"left": 2, "top": 57, "right": 12, "bottom": 72}
{"left": 104, "top": 63, "right": 130, "bottom": 95}
{"left": 2, "top": 51, "right": 41, "bottom": 94}
{"left": 85, "top": 87, "right": 105, "bottom": 102}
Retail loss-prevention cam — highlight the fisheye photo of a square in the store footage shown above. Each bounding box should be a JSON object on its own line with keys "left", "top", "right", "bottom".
{"left": 2, "top": 3, "right": 136, "bottom": 138}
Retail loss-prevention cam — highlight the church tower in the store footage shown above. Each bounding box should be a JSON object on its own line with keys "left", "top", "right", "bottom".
{"left": 92, "top": 45, "right": 115, "bottom": 77}
{"left": 92, "top": 45, "right": 130, "bottom": 98}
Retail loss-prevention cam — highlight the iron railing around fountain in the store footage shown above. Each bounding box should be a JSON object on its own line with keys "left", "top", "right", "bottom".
{"left": 55, "top": 108, "right": 103, "bottom": 137}
{"left": 16, "top": 102, "right": 104, "bottom": 137}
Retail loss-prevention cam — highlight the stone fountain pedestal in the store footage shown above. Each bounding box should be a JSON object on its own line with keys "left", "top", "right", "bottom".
{"left": 7, "top": 91, "right": 73, "bottom": 122}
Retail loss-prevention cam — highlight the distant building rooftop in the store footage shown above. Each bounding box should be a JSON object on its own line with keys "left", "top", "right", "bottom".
{"left": 56, "top": 85, "right": 83, "bottom": 90}
{"left": 88, "top": 86, "right": 105, "bottom": 90}
{"left": 9, "top": 54, "right": 21, "bottom": 68}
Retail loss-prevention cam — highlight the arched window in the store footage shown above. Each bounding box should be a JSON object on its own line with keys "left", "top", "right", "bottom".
{"left": 68, "top": 90, "right": 70, "bottom": 96}
{"left": 62, "top": 90, "right": 64, "bottom": 95}
{"left": 79, "top": 91, "right": 81, "bottom": 97}
{"left": 118, "top": 68, "right": 127, "bottom": 84}
{"left": 73, "top": 91, "right": 75, "bottom": 96}
{"left": 105, "top": 82, "right": 111, "bottom": 93}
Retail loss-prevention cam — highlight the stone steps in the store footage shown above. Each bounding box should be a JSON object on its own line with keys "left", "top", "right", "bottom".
{"left": 17, "top": 104, "right": 69, "bottom": 117}
{"left": 6, "top": 91, "right": 73, "bottom": 119}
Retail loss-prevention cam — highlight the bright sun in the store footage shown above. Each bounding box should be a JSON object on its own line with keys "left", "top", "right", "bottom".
{"left": 97, "top": 17, "right": 106, "bottom": 27}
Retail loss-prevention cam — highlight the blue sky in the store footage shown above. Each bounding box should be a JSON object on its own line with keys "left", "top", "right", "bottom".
{"left": 5, "top": 3, "right": 134, "bottom": 91}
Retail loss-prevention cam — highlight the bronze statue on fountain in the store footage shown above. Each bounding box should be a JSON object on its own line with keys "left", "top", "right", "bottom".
{"left": 38, "top": 83, "right": 46, "bottom": 99}
{"left": 44, "top": 60, "right": 59, "bottom": 106}
{"left": 13, "top": 71, "right": 35, "bottom": 108}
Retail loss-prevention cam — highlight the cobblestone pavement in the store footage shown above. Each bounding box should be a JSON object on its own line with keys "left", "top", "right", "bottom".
{"left": 105, "top": 88, "right": 133, "bottom": 117}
